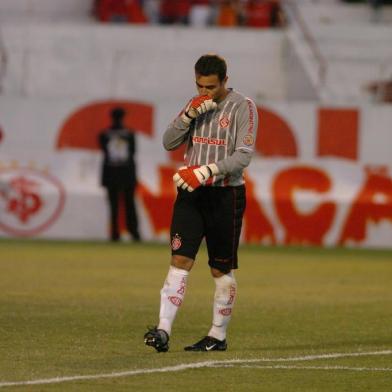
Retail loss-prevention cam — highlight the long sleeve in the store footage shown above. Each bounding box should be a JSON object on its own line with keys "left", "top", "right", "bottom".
{"left": 215, "top": 99, "right": 258, "bottom": 175}
{"left": 162, "top": 112, "right": 193, "bottom": 151}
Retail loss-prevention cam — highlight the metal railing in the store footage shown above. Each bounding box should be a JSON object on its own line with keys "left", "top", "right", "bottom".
{"left": 0, "top": 27, "right": 7, "bottom": 94}
{"left": 282, "top": 0, "right": 327, "bottom": 88}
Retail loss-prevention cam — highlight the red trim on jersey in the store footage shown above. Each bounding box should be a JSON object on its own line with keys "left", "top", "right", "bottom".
{"left": 246, "top": 99, "right": 255, "bottom": 134}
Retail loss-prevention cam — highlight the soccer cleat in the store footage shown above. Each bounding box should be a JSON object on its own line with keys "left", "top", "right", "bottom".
{"left": 184, "top": 336, "right": 227, "bottom": 352}
{"left": 144, "top": 327, "right": 169, "bottom": 353}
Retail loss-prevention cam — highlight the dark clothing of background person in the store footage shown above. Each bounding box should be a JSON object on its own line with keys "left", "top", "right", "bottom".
{"left": 98, "top": 108, "right": 141, "bottom": 242}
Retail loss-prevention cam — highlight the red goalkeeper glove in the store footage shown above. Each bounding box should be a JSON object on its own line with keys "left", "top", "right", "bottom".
{"left": 181, "top": 95, "right": 217, "bottom": 125}
{"left": 173, "top": 164, "right": 219, "bottom": 192}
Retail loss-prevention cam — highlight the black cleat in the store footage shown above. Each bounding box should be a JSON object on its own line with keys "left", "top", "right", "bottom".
{"left": 184, "top": 336, "right": 227, "bottom": 352}
{"left": 144, "top": 327, "right": 169, "bottom": 352}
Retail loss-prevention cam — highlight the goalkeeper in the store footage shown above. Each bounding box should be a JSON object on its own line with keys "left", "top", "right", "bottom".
{"left": 144, "top": 54, "right": 258, "bottom": 352}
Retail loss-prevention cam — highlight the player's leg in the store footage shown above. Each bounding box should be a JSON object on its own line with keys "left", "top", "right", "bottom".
{"left": 144, "top": 255, "right": 193, "bottom": 353}
{"left": 107, "top": 187, "right": 120, "bottom": 241}
{"left": 157, "top": 255, "right": 192, "bottom": 336}
{"left": 144, "top": 189, "right": 204, "bottom": 352}
{"left": 184, "top": 185, "right": 246, "bottom": 351}
{"left": 159, "top": 189, "right": 205, "bottom": 336}
{"left": 124, "top": 185, "right": 141, "bottom": 241}
{"left": 207, "top": 186, "right": 245, "bottom": 346}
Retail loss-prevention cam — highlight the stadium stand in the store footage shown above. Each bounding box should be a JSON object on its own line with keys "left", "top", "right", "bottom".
{"left": 283, "top": 0, "right": 392, "bottom": 103}
{"left": 0, "top": 10, "right": 288, "bottom": 101}
{"left": 94, "top": 0, "right": 148, "bottom": 23}
{"left": 0, "top": 0, "right": 390, "bottom": 103}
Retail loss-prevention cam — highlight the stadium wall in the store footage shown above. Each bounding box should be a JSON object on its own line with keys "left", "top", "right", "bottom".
{"left": 0, "top": 97, "right": 391, "bottom": 248}
{"left": 0, "top": 23, "right": 287, "bottom": 102}
{"left": 0, "top": 0, "right": 92, "bottom": 22}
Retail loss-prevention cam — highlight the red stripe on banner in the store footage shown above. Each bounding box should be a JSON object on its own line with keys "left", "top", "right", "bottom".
{"left": 317, "top": 108, "right": 359, "bottom": 160}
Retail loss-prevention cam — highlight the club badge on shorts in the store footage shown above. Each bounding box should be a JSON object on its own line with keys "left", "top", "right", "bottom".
{"left": 171, "top": 233, "right": 182, "bottom": 250}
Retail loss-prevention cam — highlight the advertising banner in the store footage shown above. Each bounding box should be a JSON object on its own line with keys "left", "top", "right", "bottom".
{"left": 0, "top": 98, "right": 391, "bottom": 247}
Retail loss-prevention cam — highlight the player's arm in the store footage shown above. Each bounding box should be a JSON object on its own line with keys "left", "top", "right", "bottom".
{"left": 214, "top": 98, "right": 258, "bottom": 175}
{"left": 129, "top": 132, "right": 136, "bottom": 155}
{"left": 162, "top": 121, "right": 191, "bottom": 151}
{"left": 98, "top": 132, "right": 107, "bottom": 150}
{"left": 163, "top": 95, "right": 217, "bottom": 151}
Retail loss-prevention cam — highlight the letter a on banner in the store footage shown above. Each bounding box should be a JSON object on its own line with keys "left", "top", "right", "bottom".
{"left": 339, "top": 169, "right": 392, "bottom": 245}
{"left": 273, "top": 166, "right": 336, "bottom": 245}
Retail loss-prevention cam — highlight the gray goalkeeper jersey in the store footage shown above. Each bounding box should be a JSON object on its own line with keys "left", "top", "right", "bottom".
{"left": 163, "top": 89, "right": 258, "bottom": 187}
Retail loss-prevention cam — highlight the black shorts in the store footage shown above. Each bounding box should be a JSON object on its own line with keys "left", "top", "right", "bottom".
{"left": 170, "top": 185, "right": 246, "bottom": 273}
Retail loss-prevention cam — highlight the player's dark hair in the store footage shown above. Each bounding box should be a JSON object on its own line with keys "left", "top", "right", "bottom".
{"left": 195, "top": 54, "right": 227, "bottom": 82}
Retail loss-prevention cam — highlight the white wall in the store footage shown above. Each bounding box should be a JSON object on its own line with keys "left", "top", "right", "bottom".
{"left": 0, "top": 0, "right": 92, "bottom": 22}
{"left": 1, "top": 23, "right": 288, "bottom": 103}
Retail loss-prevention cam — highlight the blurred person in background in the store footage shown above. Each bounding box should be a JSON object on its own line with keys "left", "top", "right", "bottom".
{"left": 159, "top": 0, "right": 191, "bottom": 24}
{"left": 98, "top": 107, "right": 141, "bottom": 242}
{"left": 94, "top": 0, "right": 147, "bottom": 23}
{"left": 365, "top": 74, "right": 392, "bottom": 103}
{"left": 189, "top": 0, "right": 214, "bottom": 26}
{"left": 215, "top": 0, "right": 244, "bottom": 26}
{"left": 244, "top": 0, "right": 285, "bottom": 28}
{"left": 144, "top": 54, "right": 258, "bottom": 352}
{"left": 142, "top": 0, "right": 161, "bottom": 24}
{"left": 368, "top": 0, "right": 383, "bottom": 23}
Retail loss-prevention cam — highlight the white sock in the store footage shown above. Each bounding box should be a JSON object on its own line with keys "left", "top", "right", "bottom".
{"left": 158, "top": 266, "right": 189, "bottom": 336}
{"left": 208, "top": 272, "right": 237, "bottom": 341}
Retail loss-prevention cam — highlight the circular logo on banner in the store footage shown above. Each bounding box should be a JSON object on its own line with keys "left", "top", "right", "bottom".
{"left": 243, "top": 134, "right": 254, "bottom": 146}
{"left": 171, "top": 233, "right": 182, "bottom": 250}
{"left": 0, "top": 167, "right": 66, "bottom": 237}
{"left": 219, "top": 116, "right": 230, "bottom": 128}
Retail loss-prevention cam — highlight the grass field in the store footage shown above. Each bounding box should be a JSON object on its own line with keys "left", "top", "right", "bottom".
{"left": 0, "top": 240, "right": 391, "bottom": 391}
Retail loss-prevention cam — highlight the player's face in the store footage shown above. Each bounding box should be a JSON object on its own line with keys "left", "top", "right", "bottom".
{"left": 195, "top": 74, "right": 228, "bottom": 102}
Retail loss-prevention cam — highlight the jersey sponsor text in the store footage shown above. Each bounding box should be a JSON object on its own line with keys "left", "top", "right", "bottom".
{"left": 192, "top": 136, "right": 227, "bottom": 146}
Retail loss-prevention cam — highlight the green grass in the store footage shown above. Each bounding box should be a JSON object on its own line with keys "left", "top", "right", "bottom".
{"left": 0, "top": 240, "right": 391, "bottom": 391}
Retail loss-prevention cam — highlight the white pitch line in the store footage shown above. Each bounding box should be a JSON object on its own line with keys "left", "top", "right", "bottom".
{"left": 0, "top": 350, "right": 391, "bottom": 388}
{"left": 217, "top": 364, "right": 392, "bottom": 372}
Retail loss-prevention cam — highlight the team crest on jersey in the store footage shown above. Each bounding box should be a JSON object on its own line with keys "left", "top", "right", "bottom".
{"left": 171, "top": 234, "right": 182, "bottom": 250}
{"left": 243, "top": 134, "right": 254, "bottom": 146}
{"left": 219, "top": 116, "right": 230, "bottom": 128}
